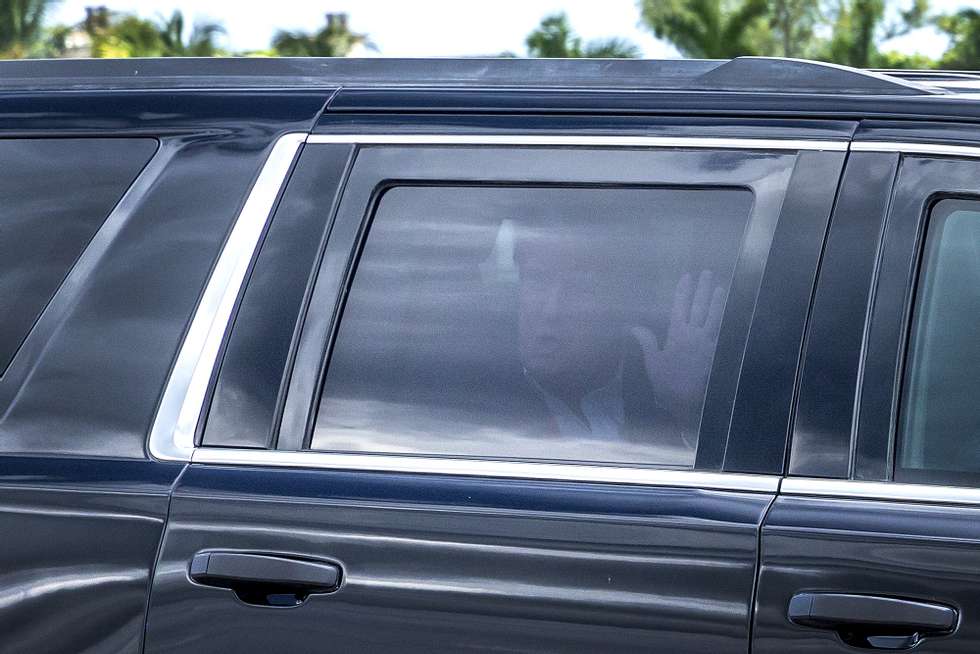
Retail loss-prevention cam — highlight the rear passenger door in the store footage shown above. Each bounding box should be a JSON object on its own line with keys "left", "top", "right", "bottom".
{"left": 755, "top": 125, "right": 980, "bottom": 652}
{"left": 143, "top": 119, "right": 848, "bottom": 652}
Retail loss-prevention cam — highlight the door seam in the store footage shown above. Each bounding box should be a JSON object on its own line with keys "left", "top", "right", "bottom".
{"left": 747, "top": 477, "right": 782, "bottom": 654}
{"left": 138, "top": 461, "right": 190, "bottom": 654}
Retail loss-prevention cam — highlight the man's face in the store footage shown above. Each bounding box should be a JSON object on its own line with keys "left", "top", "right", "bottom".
{"left": 515, "top": 229, "right": 621, "bottom": 385}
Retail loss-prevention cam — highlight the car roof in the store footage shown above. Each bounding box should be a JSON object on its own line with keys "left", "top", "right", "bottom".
{"left": 0, "top": 56, "right": 962, "bottom": 96}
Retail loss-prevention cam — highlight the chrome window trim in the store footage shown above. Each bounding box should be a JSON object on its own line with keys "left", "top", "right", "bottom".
{"left": 148, "top": 132, "right": 307, "bottom": 461}
{"left": 782, "top": 477, "right": 980, "bottom": 505}
{"left": 306, "top": 133, "right": 849, "bottom": 151}
{"left": 852, "top": 141, "right": 980, "bottom": 158}
{"left": 149, "top": 131, "right": 856, "bottom": 492}
{"left": 191, "top": 448, "right": 780, "bottom": 491}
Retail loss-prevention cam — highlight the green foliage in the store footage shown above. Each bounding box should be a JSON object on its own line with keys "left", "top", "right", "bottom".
{"left": 0, "top": 0, "right": 55, "bottom": 57}
{"left": 822, "top": 0, "right": 886, "bottom": 68}
{"left": 816, "top": 0, "right": 935, "bottom": 68}
{"left": 936, "top": 9, "right": 980, "bottom": 70}
{"left": 526, "top": 12, "right": 640, "bottom": 58}
{"left": 155, "top": 10, "right": 224, "bottom": 56}
{"left": 636, "top": 0, "right": 946, "bottom": 68}
{"left": 91, "top": 14, "right": 163, "bottom": 57}
{"left": 768, "top": 0, "right": 822, "bottom": 58}
{"left": 69, "top": 7, "right": 224, "bottom": 58}
{"left": 272, "top": 13, "right": 372, "bottom": 57}
{"left": 526, "top": 13, "right": 576, "bottom": 57}
{"left": 873, "top": 49, "right": 937, "bottom": 69}
{"left": 638, "top": 0, "right": 769, "bottom": 58}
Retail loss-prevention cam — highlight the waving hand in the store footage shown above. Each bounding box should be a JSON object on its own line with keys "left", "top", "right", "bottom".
{"left": 630, "top": 270, "right": 726, "bottom": 437}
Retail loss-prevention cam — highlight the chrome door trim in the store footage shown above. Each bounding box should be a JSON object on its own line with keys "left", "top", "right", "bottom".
{"left": 148, "top": 132, "right": 307, "bottom": 461}
{"left": 782, "top": 477, "right": 980, "bottom": 506}
{"left": 191, "top": 447, "right": 780, "bottom": 492}
{"left": 306, "top": 133, "right": 850, "bottom": 151}
{"left": 851, "top": 141, "right": 980, "bottom": 158}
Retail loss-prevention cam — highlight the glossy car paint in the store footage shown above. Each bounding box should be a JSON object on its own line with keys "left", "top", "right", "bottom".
{"left": 755, "top": 495, "right": 980, "bottom": 652}
{"left": 0, "top": 457, "right": 181, "bottom": 652}
{"left": 0, "top": 90, "right": 332, "bottom": 653}
{"left": 145, "top": 465, "right": 773, "bottom": 653}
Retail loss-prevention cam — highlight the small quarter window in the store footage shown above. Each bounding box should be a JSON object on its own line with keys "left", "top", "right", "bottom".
{"left": 899, "top": 199, "right": 980, "bottom": 484}
{"left": 311, "top": 185, "right": 752, "bottom": 468}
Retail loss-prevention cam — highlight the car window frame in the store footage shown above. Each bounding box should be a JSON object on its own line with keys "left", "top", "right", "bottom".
{"left": 150, "top": 128, "right": 850, "bottom": 492}
{"left": 272, "top": 135, "right": 844, "bottom": 479}
{"left": 850, "top": 147, "right": 980, "bottom": 484}
{"left": 782, "top": 134, "right": 980, "bottom": 500}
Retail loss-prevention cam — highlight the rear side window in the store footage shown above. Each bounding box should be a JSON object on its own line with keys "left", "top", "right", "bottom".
{"left": 899, "top": 199, "right": 980, "bottom": 484}
{"left": 312, "top": 185, "right": 752, "bottom": 468}
{"left": 0, "top": 138, "right": 157, "bottom": 375}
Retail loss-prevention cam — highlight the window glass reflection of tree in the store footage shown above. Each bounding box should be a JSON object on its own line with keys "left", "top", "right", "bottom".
{"left": 314, "top": 187, "right": 752, "bottom": 467}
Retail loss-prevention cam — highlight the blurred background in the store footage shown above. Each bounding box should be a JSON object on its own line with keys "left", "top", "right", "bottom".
{"left": 0, "top": 0, "right": 978, "bottom": 69}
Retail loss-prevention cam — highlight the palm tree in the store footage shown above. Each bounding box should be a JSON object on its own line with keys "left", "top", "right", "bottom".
{"left": 820, "top": 0, "right": 927, "bottom": 68}
{"left": 155, "top": 10, "right": 224, "bottom": 57}
{"left": 823, "top": 0, "right": 885, "bottom": 68}
{"left": 79, "top": 7, "right": 224, "bottom": 58}
{"left": 96, "top": 15, "right": 162, "bottom": 57}
{"left": 272, "top": 13, "right": 372, "bottom": 57}
{"left": 768, "top": 0, "right": 821, "bottom": 58}
{"left": 638, "top": 0, "right": 769, "bottom": 59}
{"left": 0, "top": 0, "right": 56, "bottom": 57}
{"left": 526, "top": 13, "right": 640, "bottom": 58}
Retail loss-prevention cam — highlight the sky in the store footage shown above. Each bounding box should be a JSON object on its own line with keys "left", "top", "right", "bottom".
{"left": 48, "top": 0, "right": 977, "bottom": 60}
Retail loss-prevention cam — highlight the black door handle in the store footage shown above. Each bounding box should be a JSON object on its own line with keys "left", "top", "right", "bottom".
{"left": 190, "top": 551, "right": 342, "bottom": 607}
{"left": 788, "top": 592, "right": 958, "bottom": 650}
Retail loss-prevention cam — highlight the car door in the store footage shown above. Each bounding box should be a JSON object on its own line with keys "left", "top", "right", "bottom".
{"left": 754, "top": 123, "right": 980, "bottom": 652}
{"left": 142, "top": 114, "right": 849, "bottom": 653}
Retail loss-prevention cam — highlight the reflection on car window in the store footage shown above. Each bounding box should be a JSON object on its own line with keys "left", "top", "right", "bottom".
{"left": 0, "top": 139, "right": 157, "bottom": 376}
{"left": 900, "top": 200, "right": 980, "bottom": 484}
{"left": 312, "top": 185, "right": 752, "bottom": 467}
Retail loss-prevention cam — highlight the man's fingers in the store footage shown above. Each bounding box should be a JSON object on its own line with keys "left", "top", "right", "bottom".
{"left": 671, "top": 272, "right": 693, "bottom": 326}
{"left": 630, "top": 326, "right": 660, "bottom": 363}
{"left": 631, "top": 326, "right": 664, "bottom": 399}
{"left": 690, "top": 270, "right": 713, "bottom": 328}
{"left": 705, "top": 286, "right": 726, "bottom": 336}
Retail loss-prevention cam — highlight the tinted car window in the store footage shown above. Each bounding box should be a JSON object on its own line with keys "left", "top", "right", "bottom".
{"left": 0, "top": 138, "right": 157, "bottom": 375}
{"left": 312, "top": 185, "right": 752, "bottom": 467}
{"left": 899, "top": 199, "right": 980, "bottom": 484}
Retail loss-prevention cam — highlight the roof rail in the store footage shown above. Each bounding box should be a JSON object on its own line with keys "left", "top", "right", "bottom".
{"left": 871, "top": 68, "right": 980, "bottom": 81}
{"left": 700, "top": 58, "right": 941, "bottom": 95}
{"left": 0, "top": 56, "right": 944, "bottom": 95}
{"left": 868, "top": 68, "right": 980, "bottom": 93}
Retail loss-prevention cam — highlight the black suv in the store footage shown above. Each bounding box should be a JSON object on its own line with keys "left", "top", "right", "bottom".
{"left": 2, "top": 56, "right": 980, "bottom": 653}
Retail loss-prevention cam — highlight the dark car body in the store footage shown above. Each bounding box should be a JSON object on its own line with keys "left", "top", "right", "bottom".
{"left": 3, "top": 57, "right": 980, "bottom": 652}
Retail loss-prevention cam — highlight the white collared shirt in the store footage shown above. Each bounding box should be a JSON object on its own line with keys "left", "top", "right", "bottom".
{"left": 526, "top": 370, "right": 626, "bottom": 440}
